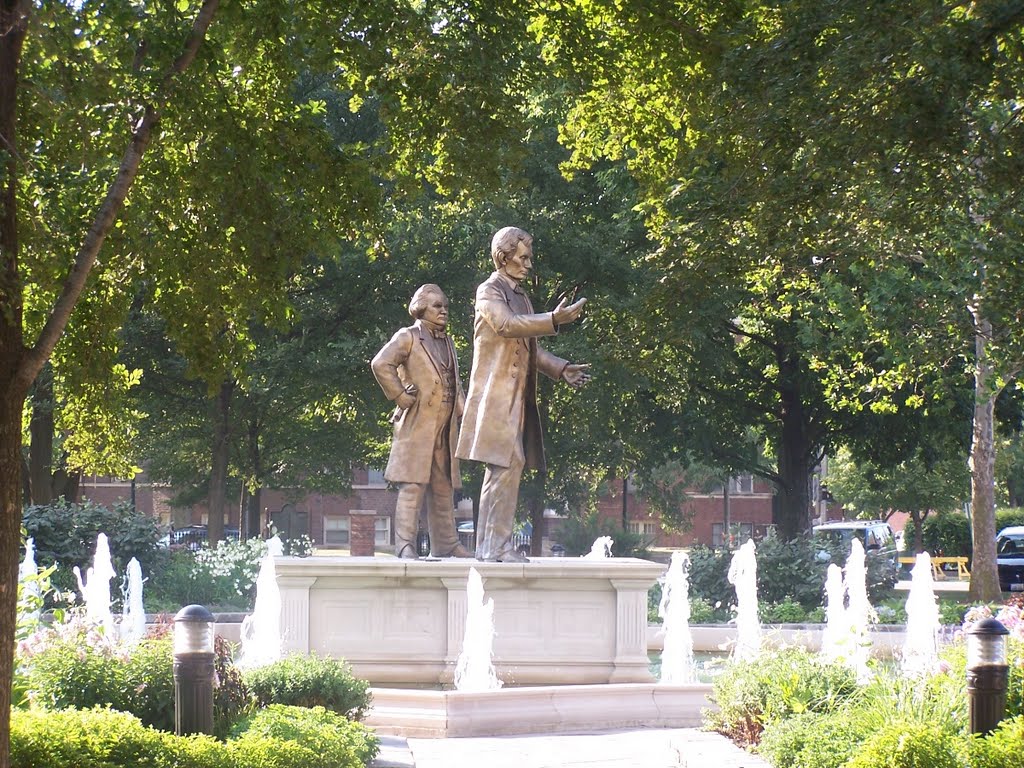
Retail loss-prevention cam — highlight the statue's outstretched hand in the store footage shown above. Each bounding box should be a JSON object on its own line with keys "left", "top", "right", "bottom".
{"left": 562, "top": 363, "right": 592, "bottom": 389}
{"left": 552, "top": 296, "right": 587, "bottom": 326}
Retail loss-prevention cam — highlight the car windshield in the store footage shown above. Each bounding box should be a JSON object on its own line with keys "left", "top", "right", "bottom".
{"left": 997, "top": 535, "right": 1024, "bottom": 558}
{"left": 816, "top": 529, "right": 856, "bottom": 546}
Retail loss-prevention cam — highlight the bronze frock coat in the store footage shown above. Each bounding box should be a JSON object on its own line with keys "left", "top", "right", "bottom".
{"left": 371, "top": 319, "right": 465, "bottom": 487}
{"left": 456, "top": 272, "right": 568, "bottom": 472}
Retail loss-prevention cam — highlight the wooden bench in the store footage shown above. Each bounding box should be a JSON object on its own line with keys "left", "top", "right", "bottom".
{"left": 899, "top": 555, "right": 970, "bottom": 581}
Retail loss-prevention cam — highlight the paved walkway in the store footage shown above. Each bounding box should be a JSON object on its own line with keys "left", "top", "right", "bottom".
{"left": 372, "top": 729, "right": 770, "bottom": 768}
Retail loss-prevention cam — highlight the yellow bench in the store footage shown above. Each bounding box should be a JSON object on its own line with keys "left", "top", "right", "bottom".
{"left": 899, "top": 555, "right": 970, "bottom": 581}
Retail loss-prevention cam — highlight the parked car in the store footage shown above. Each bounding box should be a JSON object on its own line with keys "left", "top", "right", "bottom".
{"left": 997, "top": 526, "right": 1024, "bottom": 592}
{"left": 813, "top": 520, "right": 899, "bottom": 569}
{"left": 159, "top": 525, "right": 240, "bottom": 551}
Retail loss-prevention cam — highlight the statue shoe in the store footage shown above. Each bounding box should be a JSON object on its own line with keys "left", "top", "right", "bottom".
{"left": 432, "top": 543, "right": 474, "bottom": 558}
{"left": 497, "top": 548, "right": 529, "bottom": 563}
{"left": 396, "top": 543, "right": 419, "bottom": 559}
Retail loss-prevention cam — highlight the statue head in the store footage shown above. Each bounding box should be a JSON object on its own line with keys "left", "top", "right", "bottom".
{"left": 409, "top": 283, "right": 447, "bottom": 319}
{"left": 490, "top": 226, "right": 532, "bottom": 270}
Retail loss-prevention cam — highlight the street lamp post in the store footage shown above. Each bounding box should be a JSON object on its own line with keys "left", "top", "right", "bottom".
{"left": 173, "top": 604, "right": 216, "bottom": 736}
{"left": 966, "top": 617, "right": 1009, "bottom": 735}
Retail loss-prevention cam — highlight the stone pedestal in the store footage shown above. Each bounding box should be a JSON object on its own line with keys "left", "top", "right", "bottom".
{"left": 274, "top": 556, "right": 665, "bottom": 686}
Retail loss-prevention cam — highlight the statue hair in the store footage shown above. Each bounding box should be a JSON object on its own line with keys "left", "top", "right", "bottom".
{"left": 408, "top": 284, "right": 446, "bottom": 318}
{"left": 490, "top": 226, "right": 532, "bottom": 270}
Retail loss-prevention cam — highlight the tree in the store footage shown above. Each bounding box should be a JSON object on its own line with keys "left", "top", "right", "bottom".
{"left": 828, "top": 446, "right": 970, "bottom": 554}
{"left": 518, "top": 2, "right": 1024, "bottom": 593}
{"left": 1, "top": 1, "right": 226, "bottom": 760}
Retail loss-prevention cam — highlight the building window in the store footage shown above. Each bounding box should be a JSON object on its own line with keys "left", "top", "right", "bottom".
{"left": 712, "top": 522, "right": 754, "bottom": 548}
{"left": 366, "top": 468, "right": 387, "bottom": 487}
{"left": 374, "top": 517, "right": 391, "bottom": 547}
{"left": 729, "top": 474, "right": 754, "bottom": 494}
{"left": 627, "top": 520, "right": 659, "bottom": 543}
{"left": 324, "top": 516, "right": 350, "bottom": 546}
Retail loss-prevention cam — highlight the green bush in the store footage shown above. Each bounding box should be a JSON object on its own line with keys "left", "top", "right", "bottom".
{"left": 691, "top": 530, "right": 895, "bottom": 614}
{"left": 648, "top": 584, "right": 727, "bottom": 624}
{"left": 11, "top": 707, "right": 177, "bottom": 768}
{"left": 23, "top": 626, "right": 175, "bottom": 731}
{"left": 845, "top": 721, "right": 968, "bottom": 768}
{"left": 229, "top": 704, "right": 379, "bottom": 768}
{"left": 241, "top": 654, "right": 371, "bottom": 721}
{"left": 23, "top": 499, "right": 163, "bottom": 609}
{"left": 703, "top": 647, "right": 858, "bottom": 746}
{"left": 555, "top": 511, "right": 649, "bottom": 558}
{"left": 761, "top": 598, "right": 808, "bottom": 624}
{"left": 758, "top": 712, "right": 868, "bottom": 768}
{"left": 922, "top": 511, "right": 972, "bottom": 558}
{"left": 995, "top": 507, "right": 1024, "bottom": 532}
{"left": 146, "top": 537, "right": 265, "bottom": 612}
{"left": 927, "top": 637, "right": 1024, "bottom": 724}
{"left": 967, "top": 715, "right": 1024, "bottom": 768}
{"left": 23, "top": 624, "right": 125, "bottom": 711}
{"left": 21, "top": 621, "right": 246, "bottom": 736}
{"left": 688, "top": 545, "right": 732, "bottom": 606}
{"left": 11, "top": 705, "right": 379, "bottom": 768}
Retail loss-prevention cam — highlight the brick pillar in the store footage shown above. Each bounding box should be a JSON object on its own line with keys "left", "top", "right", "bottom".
{"left": 349, "top": 509, "right": 377, "bottom": 557}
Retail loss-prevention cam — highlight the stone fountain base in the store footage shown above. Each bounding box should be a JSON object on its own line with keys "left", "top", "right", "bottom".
{"left": 367, "top": 683, "right": 713, "bottom": 738}
{"left": 274, "top": 556, "right": 664, "bottom": 686}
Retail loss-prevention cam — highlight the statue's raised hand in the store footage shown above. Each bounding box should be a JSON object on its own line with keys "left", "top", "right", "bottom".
{"left": 553, "top": 296, "right": 587, "bottom": 326}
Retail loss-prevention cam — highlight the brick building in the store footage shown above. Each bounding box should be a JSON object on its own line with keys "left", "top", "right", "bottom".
{"left": 78, "top": 468, "right": 781, "bottom": 553}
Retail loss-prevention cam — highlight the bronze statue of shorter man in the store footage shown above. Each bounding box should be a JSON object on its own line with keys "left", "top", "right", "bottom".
{"left": 456, "top": 227, "right": 590, "bottom": 562}
{"left": 371, "top": 284, "right": 472, "bottom": 559}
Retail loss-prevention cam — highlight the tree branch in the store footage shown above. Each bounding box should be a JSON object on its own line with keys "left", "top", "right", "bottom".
{"left": 16, "top": 0, "right": 221, "bottom": 392}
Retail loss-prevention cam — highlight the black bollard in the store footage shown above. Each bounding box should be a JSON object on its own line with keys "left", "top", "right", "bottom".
{"left": 173, "top": 604, "right": 216, "bottom": 736}
{"left": 966, "top": 617, "right": 1009, "bottom": 735}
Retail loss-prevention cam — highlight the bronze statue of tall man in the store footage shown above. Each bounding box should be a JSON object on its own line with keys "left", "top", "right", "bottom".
{"left": 372, "top": 284, "right": 472, "bottom": 559}
{"left": 456, "top": 227, "right": 590, "bottom": 562}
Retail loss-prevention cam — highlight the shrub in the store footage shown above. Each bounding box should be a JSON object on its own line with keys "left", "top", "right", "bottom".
{"left": 21, "top": 620, "right": 246, "bottom": 735}
{"left": 967, "top": 715, "right": 1024, "bottom": 768}
{"left": 229, "top": 704, "right": 379, "bottom": 768}
{"left": 754, "top": 531, "right": 833, "bottom": 608}
{"left": 758, "top": 712, "right": 868, "bottom": 768}
{"left": 555, "top": 511, "right": 649, "bottom": 558}
{"left": 648, "top": 585, "right": 727, "bottom": 624}
{"left": 120, "top": 632, "right": 176, "bottom": 730}
{"left": 995, "top": 507, "right": 1024, "bottom": 532}
{"left": 213, "top": 635, "right": 251, "bottom": 735}
{"left": 11, "top": 705, "right": 378, "bottom": 768}
{"left": 23, "top": 499, "right": 163, "bottom": 609}
{"left": 241, "top": 654, "right": 372, "bottom": 721}
{"left": 691, "top": 530, "right": 895, "bottom": 614}
{"left": 11, "top": 707, "right": 175, "bottom": 768}
{"left": 146, "top": 537, "right": 265, "bottom": 612}
{"left": 703, "top": 647, "right": 858, "bottom": 746}
{"left": 845, "top": 721, "right": 968, "bottom": 768}
{"left": 761, "top": 598, "right": 808, "bottom": 624}
{"left": 688, "top": 545, "right": 732, "bottom": 607}
{"left": 23, "top": 625, "right": 176, "bottom": 731}
{"left": 922, "top": 511, "right": 972, "bottom": 558}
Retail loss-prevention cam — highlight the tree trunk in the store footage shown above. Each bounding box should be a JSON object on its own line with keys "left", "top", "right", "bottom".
{"left": 0, "top": 3, "right": 221, "bottom": 762}
{"left": 207, "top": 378, "right": 233, "bottom": 546}
{"left": 774, "top": 356, "right": 813, "bottom": 540}
{"left": 0, "top": 391, "right": 24, "bottom": 768}
{"left": 722, "top": 479, "right": 731, "bottom": 549}
{"left": 245, "top": 415, "right": 261, "bottom": 539}
{"left": 968, "top": 313, "right": 1002, "bottom": 602}
{"left": 27, "top": 368, "right": 54, "bottom": 505}
{"left": 911, "top": 510, "right": 925, "bottom": 554}
{"left": 1, "top": 4, "right": 30, "bottom": 765}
